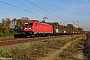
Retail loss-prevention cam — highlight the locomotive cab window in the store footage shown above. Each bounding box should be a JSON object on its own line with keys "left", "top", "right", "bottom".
{"left": 24, "top": 23, "right": 28, "bottom": 26}
{"left": 29, "top": 22, "right": 33, "bottom": 27}
{"left": 24, "top": 22, "right": 33, "bottom": 27}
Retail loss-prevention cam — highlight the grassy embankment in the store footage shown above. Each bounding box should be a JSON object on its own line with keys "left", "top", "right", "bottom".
{"left": 0, "top": 34, "right": 83, "bottom": 60}
{"left": 0, "top": 33, "right": 19, "bottom": 40}
{"left": 84, "top": 32, "right": 90, "bottom": 60}
{"left": 53, "top": 35, "right": 86, "bottom": 60}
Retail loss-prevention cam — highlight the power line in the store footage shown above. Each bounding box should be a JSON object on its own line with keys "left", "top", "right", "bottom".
{"left": 37, "top": 0, "right": 62, "bottom": 17}
{"left": 0, "top": 0, "right": 56, "bottom": 21}
{"left": 15, "top": 0, "right": 47, "bottom": 17}
{"left": 0, "top": 0, "right": 44, "bottom": 18}
{"left": 37, "top": 0, "right": 68, "bottom": 23}
{"left": 0, "top": 0, "right": 67, "bottom": 23}
{"left": 25, "top": 0, "right": 63, "bottom": 20}
{"left": 14, "top": 0, "right": 55, "bottom": 21}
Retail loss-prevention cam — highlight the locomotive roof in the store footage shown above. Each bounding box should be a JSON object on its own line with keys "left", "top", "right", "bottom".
{"left": 24, "top": 20, "right": 39, "bottom": 22}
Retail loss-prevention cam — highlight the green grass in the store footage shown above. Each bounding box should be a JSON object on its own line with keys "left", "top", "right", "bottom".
{"left": 54, "top": 38, "right": 85, "bottom": 60}
{"left": 0, "top": 33, "right": 19, "bottom": 40}
{"left": 0, "top": 34, "right": 83, "bottom": 60}
{"left": 0, "top": 35, "right": 14, "bottom": 39}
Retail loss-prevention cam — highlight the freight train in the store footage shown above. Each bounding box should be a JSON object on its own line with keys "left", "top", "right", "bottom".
{"left": 14, "top": 19, "right": 83, "bottom": 38}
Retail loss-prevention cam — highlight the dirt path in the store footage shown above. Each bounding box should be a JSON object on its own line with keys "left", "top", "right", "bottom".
{"left": 38, "top": 35, "right": 85, "bottom": 60}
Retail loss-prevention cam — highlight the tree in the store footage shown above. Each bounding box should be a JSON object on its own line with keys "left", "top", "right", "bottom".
{"left": 1, "top": 18, "right": 11, "bottom": 34}
{"left": 15, "top": 19, "right": 24, "bottom": 32}
{"left": 54, "top": 22, "right": 60, "bottom": 26}
{"left": 0, "top": 23, "right": 2, "bottom": 31}
{"left": 6, "top": 18, "right": 11, "bottom": 28}
{"left": 0, "top": 23, "right": 3, "bottom": 37}
{"left": 2, "top": 19, "right": 6, "bottom": 26}
{"left": 21, "top": 17, "right": 29, "bottom": 20}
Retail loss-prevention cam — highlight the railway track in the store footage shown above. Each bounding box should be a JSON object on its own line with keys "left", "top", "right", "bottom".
{"left": 0, "top": 35, "right": 68, "bottom": 46}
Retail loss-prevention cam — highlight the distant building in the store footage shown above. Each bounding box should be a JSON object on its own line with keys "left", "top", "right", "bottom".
{"left": 9, "top": 19, "right": 17, "bottom": 28}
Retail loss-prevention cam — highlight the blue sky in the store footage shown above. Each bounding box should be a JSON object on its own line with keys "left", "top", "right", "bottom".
{"left": 0, "top": 0, "right": 90, "bottom": 31}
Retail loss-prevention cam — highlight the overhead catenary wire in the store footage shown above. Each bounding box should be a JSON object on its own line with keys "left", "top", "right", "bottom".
{"left": 0, "top": 0, "right": 56, "bottom": 21}
{"left": 14, "top": 0, "right": 55, "bottom": 21}
{"left": 0, "top": 0, "right": 68, "bottom": 23}
{"left": 37, "top": 0, "right": 69, "bottom": 23}
{"left": 25, "top": 0, "right": 63, "bottom": 20}
{"left": 37, "top": 0, "right": 63, "bottom": 19}
{"left": 15, "top": 0, "right": 47, "bottom": 17}
{"left": 0, "top": 0, "right": 44, "bottom": 18}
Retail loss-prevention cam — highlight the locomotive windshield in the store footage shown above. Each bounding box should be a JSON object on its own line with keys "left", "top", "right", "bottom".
{"left": 24, "top": 22, "right": 33, "bottom": 27}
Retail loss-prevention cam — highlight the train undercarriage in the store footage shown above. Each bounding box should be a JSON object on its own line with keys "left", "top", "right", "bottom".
{"left": 14, "top": 32, "right": 53, "bottom": 38}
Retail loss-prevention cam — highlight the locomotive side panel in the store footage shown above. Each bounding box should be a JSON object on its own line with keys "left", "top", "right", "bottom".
{"left": 37, "top": 23, "right": 53, "bottom": 34}
{"left": 22, "top": 20, "right": 53, "bottom": 36}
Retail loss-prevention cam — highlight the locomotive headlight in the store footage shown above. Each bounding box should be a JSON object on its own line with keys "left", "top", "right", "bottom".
{"left": 24, "top": 28, "right": 26, "bottom": 30}
{"left": 29, "top": 28, "right": 32, "bottom": 30}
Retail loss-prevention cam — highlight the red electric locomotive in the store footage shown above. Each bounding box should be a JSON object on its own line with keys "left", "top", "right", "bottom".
{"left": 14, "top": 19, "right": 83, "bottom": 38}
{"left": 19, "top": 19, "right": 53, "bottom": 37}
